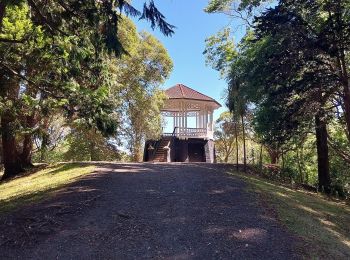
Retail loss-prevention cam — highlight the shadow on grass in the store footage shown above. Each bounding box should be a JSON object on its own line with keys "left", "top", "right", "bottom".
{"left": 0, "top": 163, "right": 96, "bottom": 215}
{"left": 230, "top": 171, "right": 350, "bottom": 259}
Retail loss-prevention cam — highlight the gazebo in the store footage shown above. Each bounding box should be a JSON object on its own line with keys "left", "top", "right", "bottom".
{"left": 143, "top": 84, "right": 221, "bottom": 163}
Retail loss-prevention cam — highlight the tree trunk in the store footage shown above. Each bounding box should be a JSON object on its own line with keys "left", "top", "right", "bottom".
{"left": 0, "top": 2, "right": 6, "bottom": 31}
{"left": 132, "top": 137, "right": 142, "bottom": 162}
{"left": 296, "top": 148, "right": 303, "bottom": 183}
{"left": 342, "top": 81, "right": 350, "bottom": 139}
{"left": 241, "top": 114, "right": 246, "bottom": 172}
{"left": 268, "top": 148, "right": 279, "bottom": 164}
{"left": 235, "top": 121, "right": 239, "bottom": 171}
{"left": 40, "top": 133, "right": 49, "bottom": 162}
{"left": 90, "top": 140, "right": 97, "bottom": 161}
{"left": 259, "top": 144, "right": 263, "bottom": 173}
{"left": 20, "top": 115, "right": 36, "bottom": 168}
{"left": 336, "top": 51, "right": 350, "bottom": 140}
{"left": 224, "top": 154, "right": 229, "bottom": 163}
{"left": 0, "top": 76, "right": 23, "bottom": 180}
{"left": 315, "top": 114, "right": 331, "bottom": 194}
{"left": 39, "top": 117, "right": 50, "bottom": 163}
{"left": 21, "top": 134, "right": 34, "bottom": 167}
{"left": 1, "top": 116, "right": 22, "bottom": 180}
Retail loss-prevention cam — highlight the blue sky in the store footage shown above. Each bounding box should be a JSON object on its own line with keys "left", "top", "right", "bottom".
{"left": 132, "top": 0, "right": 246, "bottom": 123}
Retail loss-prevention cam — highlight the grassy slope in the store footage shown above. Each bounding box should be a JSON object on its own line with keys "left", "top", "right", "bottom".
{"left": 0, "top": 163, "right": 96, "bottom": 214}
{"left": 230, "top": 172, "right": 350, "bottom": 259}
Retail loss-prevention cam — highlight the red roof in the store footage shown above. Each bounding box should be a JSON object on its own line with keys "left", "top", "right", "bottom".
{"left": 165, "top": 84, "right": 221, "bottom": 106}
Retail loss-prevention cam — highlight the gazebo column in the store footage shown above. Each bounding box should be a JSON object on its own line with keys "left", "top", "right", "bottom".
{"left": 210, "top": 110, "right": 213, "bottom": 130}
{"left": 180, "top": 102, "right": 183, "bottom": 134}
{"left": 185, "top": 104, "right": 188, "bottom": 129}
{"left": 182, "top": 103, "right": 185, "bottom": 131}
{"left": 177, "top": 112, "right": 179, "bottom": 128}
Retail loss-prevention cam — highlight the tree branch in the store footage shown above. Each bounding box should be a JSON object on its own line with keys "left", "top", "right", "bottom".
{"left": 327, "top": 134, "right": 350, "bottom": 164}
{"left": 0, "top": 37, "right": 28, "bottom": 44}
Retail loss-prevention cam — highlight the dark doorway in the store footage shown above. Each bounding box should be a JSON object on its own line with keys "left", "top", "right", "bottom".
{"left": 188, "top": 143, "right": 205, "bottom": 162}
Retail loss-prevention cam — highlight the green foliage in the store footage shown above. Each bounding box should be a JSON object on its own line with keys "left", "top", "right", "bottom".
{"left": 206, "top": 0, "right": 350, "bottom": 193}
{"left": 116, "top": 19, "right": 173, "bottom": 161}
{"left": 204, "top": 28, "right": 237, "bottom": 77}
{"left": 214, "top": 111, "right": 238, "bottom": 162}
{"left": 0, "top": 1, "right": 174, "bottom": 179}
{"left": 205, "top": 0, "right": 270, "bottom": 14}
{"left": 64, "top": 127, "right": 121, "bottom": 162}
{"left": 1, "top": 0, "right": 174, "bottom": 55}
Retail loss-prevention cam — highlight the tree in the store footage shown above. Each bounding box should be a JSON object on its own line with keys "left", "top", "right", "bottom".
{"left": 205, "top": 0, "right": 272, "bottom": 26}
{"left": 0, "top": 1, "right": 174, "bottom": 179}
{"left": 116, "top": 19, "right": 173, "bottom": 161}
{"left": 214, "top": 111, "right": 238, "bottom": 163}
{"left": 124, "top": 89, "right": 167, "bottom": 162}
{"left": 0, "top": 1, "right": 174, "bottom": 49}
{"left": 204, "top": 28, "right": 237, "bottom": 78}
{"left": 0, "top": 6, "right": 118, "bottom": 178}
{"left": 64, "top": 126, "right": 121, "bottom": 162}
{"left": 205, "top": 0, "right": 350, "bottom": 193}
{"left": 248, "top": 0, "right": 350, "bottom": 192}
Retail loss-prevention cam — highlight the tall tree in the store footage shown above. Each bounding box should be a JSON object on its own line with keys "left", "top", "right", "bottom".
{"left": 214, "top": 111, "right": 239, "bottom": 163}
{"left": 0, "top": 1, "right": 174, "bottom": 179}
{"left": 116, "top": 19, "right": 172, "bottom": 161}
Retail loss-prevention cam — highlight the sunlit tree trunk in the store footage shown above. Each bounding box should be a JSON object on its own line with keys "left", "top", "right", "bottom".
{"left": 132, "top": 134, "right": 143, "bottom": 162}
{"left": 296, "top": 148, "right": 303, "bottom": 183}
{"left": 224, "top": 154, "right": 229, "bottom": 163}
{"left": 39, "top": 118, "right": 50, "bottom": 163}
{"left": 259, "top": 144, "right": 263, "bottom": 173}
{"left": 20, "top": 114, "right": 36, "bottom": 168}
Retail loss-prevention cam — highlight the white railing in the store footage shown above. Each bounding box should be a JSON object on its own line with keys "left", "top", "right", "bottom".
{"left": 163, "top": 127, "right": 213, "bottom": 139}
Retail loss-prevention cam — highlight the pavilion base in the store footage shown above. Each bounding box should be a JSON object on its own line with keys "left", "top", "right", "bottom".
{"left": 143, "top": 137, "right": 216, "bottom": 163}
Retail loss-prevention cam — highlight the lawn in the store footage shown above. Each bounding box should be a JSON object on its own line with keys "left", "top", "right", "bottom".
{"left": 229, "top": 171, "right": 350, "bottom": 259}
{"left": 0, "top": 163, "right": 96, "bottom": 214}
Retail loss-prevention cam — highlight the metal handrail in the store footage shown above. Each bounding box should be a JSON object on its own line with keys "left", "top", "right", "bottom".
{"left": 172, "top": 126, "right": 178, "bottom": 137}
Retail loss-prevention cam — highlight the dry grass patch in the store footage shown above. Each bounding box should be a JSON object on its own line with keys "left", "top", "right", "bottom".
{"left": 230, "top": 171, "right": 350, "bottom": 259}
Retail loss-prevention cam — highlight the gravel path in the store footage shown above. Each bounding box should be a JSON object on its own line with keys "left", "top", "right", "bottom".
{"left": 1, "top": 163, "right": 301, "bottom": 259}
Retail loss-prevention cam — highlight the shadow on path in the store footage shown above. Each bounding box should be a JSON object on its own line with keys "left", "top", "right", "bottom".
{"left": 0, "top": 163, "right": 300, "bottom": 259}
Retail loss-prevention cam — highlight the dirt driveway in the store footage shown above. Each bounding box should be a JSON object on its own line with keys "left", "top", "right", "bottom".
{"left": 1, "top": 163, "right": 300, "bottom": 259}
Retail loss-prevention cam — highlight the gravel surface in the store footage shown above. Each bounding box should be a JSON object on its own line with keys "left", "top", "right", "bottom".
{"left": 1, "top": 163, "right": 301, "bottom": 259}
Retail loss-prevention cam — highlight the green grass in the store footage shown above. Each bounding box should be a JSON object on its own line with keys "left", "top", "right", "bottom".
{"left": 0, "top": 163, "right": 96, "bottom": 214}
{"left": 229, "top": 171, "right": 350, "bottom": 259}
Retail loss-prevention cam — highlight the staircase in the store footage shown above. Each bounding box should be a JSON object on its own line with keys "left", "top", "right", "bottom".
{"left": 153, "top": 137, "right": 171, "bottom": 162}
